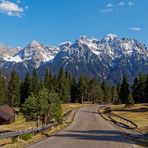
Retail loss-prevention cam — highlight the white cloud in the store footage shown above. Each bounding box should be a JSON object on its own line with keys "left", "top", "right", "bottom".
{"left": 129, "top": 1, "right": 135, "bottom": 6}
{"left": 0, "top": 0, "right": 24, "bottom": 17}
{"left": 129, "top": 27, "right": 142, "bottom": 31}
{"left": 100, "top": 8, "right": 113, "bottom": 13}
{"left": 107, "top": 3, "right": 114, "bottom": 8}
{"left": 100, "top": 3, "right": 114, "bottom": 13}
{"left": 100, "top": 1, "right": 135, "bottom": 14}
{"left": 119, "top": 2, "right": 125, "bottom": 6}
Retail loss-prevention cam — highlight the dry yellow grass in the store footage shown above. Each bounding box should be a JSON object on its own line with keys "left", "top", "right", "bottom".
{"left": 1, "top": 133, "right": 44, "bottom": 148}
{"left": 0, "top": 103, "right": 81, "bottom": 148}
{"left": 98, "top": 104, "right": 148, "bottom": 146}
{"left": 62, "top": 103, "right": 82, "bottom": 115}
{"left": 0, "top": 114, "right": 37, "bottom": 132}
{"left": 109, "top": 104, "right": 148, "bottom": 133}
{"left": 0, "top": 103, "right": 82, "bottom": 147}
{"left": 0, "top": 103, "right": 82, "bottom": 133}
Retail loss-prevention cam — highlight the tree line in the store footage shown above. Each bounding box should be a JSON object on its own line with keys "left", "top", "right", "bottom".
{"left": 0, "top": 69, "right": 148, "bottom": 106}
{"left": 0, "top": 68, "right": 106, "bottom": 107}
{"left": 0, "top": 69, "right": 147, "bottom": 124}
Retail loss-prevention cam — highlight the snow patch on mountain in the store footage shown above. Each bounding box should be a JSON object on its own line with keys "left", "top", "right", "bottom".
{"left": 3, "top": 55, "right": 22, "bottom": 63}
{"left": 1, "top": 40, "right": 60, "bottom": 68}
{"left": 102, "top": 34, "right": 118, "bottom": 42}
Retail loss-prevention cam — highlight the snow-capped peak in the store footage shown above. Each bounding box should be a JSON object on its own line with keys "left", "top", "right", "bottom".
{"left": 59, "top": 41, "right": 72, "bottom": 49}
{"left": 17, "top": 41, "right": 60, "bottom": 67}
{"left": 28, "top": 40, "right": 43, "bottom": 48}
{"left": 79, "top": 36, "right": 98, "bottom": 43}
{"left": 0, "top": 44, "right": 21, "bottom": 58}
{"left": 16, "top": 46, "right": 22, "bottom": 50}
{"left": 76, "top": 36, "right": 98, "bottom": 50}
{"left": 59, "top": 41, "right": 72, "bottom": 46}
{"left": 106, "top": 33, "right": 118, "bottom": 38}
{"left": 59, "top": 42, "right": 72, "bottom": 52}
{"left": 1, "top": 34, "right": 147, "bottom": 73}
{"left": 102, "top": 34, "right": 119, "bottom": 42}
{"left": 2, "top": 40, "right": 60, "bottom": 68}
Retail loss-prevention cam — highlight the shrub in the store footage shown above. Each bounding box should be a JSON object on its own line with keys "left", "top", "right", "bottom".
{"left": 125, "top": 93, "right": 134, "bottom": 108}
{"left": 20, "top": 133, "right": 32, "bottom": 141}
{"left": 11, "top": 136, "right": 18, "bottom": 143}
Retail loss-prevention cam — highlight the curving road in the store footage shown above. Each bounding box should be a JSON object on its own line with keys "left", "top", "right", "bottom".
{"left": 28, "top": 105, "right": 132, "bottom": 148}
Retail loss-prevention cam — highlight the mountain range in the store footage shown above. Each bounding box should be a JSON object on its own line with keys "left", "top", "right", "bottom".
{"left": 0, "top": 34, "right": 148, "bottom": 84}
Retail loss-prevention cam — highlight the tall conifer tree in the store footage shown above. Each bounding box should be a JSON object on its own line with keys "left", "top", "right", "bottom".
{"left": 119, "top": 76, "right": 129, "bottom": 104}
{"left": 8, "top": 70, "right": 20, "bottom": 107}
{"left": 32, "top": 68, "right": 41, "bottom": 95}
{"left": 0, "top": 73, "right": 6, "bottom": 105}
{"left": 44, "top": 68, "right": 53, "bottom": 92}
{"left": 57, "top": 68, "right": 71, "bottom": 103}
{"left": 20, "top": 73, "right": 32, "bottom": 104}
{"left": 88, "top": 78, "right": 103, "bottom": 103}
{"left": 102, "top": 80, "right": 111, "bottom": 103}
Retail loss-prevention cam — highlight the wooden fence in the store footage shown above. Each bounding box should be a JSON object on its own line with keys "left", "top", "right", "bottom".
{"left": 0, "top": 122, "right": 58, "bottom": 138}
{"left": 0, "top": 109, "right": 75, "bottom": 138}
{"left": 108, "top": 112, "right": 138, "bottom": 128}
{"left": 98, "top": 105, "right": 138, "bottom": 128}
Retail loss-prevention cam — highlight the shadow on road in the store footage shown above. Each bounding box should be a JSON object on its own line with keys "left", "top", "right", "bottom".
{"left": 80, "top": 110, "right": 98, "bottom": 114}
{"left": 53, "top": 130, "right": 131, "bottom": 144}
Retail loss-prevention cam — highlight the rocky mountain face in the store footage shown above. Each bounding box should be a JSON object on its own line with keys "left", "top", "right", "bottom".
{"left": 0, "top": 34, "right": 148, "bottom": 84}
{"left": 0, "top": 44, "right": 21, "bottom": 58}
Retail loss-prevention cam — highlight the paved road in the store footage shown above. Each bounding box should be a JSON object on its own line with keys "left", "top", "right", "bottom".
{"left": 28, "top": 105, "right": 132, "bottom": 148}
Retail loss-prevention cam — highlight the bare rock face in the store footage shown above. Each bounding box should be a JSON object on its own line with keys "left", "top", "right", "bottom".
{"left": 0, "top": 44, "right": 21, "bottom": 57}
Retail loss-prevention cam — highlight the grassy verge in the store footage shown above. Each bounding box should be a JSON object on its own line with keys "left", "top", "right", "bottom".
{"left": 109, "top": 104, "right": 148, "bottom": 133}
{"left": 0, "top": 103, "right": 82, "bottom": 132}
{"left": 0, "top": 103, "right": 82, "bottom": 148}
{"left": 62, "top": 103, "right": 83, "bottom": 115}
{"left": 99, "top": 104, "right": 148, "bottom": 147}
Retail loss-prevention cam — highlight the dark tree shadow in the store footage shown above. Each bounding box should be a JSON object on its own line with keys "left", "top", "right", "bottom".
{"left": 80, "top": 111, "right": 98, "bottom": 114}
{"left": 53, "top": 130, "right": 131, "bottom": 144}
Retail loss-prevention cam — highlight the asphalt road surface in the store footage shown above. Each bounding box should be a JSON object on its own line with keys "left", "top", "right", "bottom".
{"left": 28, "top": 105, "right": 132, "bottom": 148}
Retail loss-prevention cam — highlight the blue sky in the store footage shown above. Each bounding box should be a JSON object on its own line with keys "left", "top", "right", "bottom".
{"left": 0, "top": 0, "right": 148, "bottom": 47}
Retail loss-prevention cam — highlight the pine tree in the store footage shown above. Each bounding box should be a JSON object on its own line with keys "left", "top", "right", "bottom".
{"left": 125, "top": 93, "right": 134, "bottom": 108}
{"left": 88, "top": 78, "right": 103, "bottom": 104}
{"left": 138, "top": 74, "right": 146, "bottom": 103}
{"left": 102, "top": 80, "right": 111, "bottom": 103}
{"left": 36, "top": 89, "right": 50, "bottom": 126}
{"left": 132, "top": 77, "right": 139, "bottom": 103}
{"left": 44, "top": 68, "right": 53, "bottom": 92}
{"left": 57, "top": 68, "right": 71, "bottom": 103}
{"left": 8, "top": 70, "right": 20, "bottom": 107}
{"left": 70, "top": 78, "right": 78, "bottom": 103}
{"left": 22, "top": 94, "right": 39, "bottom": 121}
{"left": 22, "top": 89, "right": 50, "bottom": 126}
{"left": 111, "top": 86, "right": 118, "bottom": 104}
{"left": 119, "top": 76, "right": 129, "bottom": 104}
{"left": 22, "top": 89, "right": 63, "bottom": 126}
{"left": 145, "top": 75, "right": 148, "bottom": 103}
{"left": 20, "top": 73, "right": 32, "bottom": 105}
{"left": 48, "top": 90, "right": 63, "bottom": 123}
{"left": 52, "top": 75, "right": 58, "bottom": 91}
{"left": 31, "top": 68, "right": 41, "bottom": 95}
{"left": 77, "top": 76, "right": 89, "bottom": 103}
{"left": 132, "top": 74, "right": 146, "bottom": 103}
{"left": 0, "top": 73, "right": 6, "bottom": 105}
{"left": 116, "top": 83, "right": 121, "bottom": 103}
